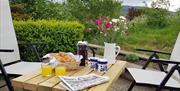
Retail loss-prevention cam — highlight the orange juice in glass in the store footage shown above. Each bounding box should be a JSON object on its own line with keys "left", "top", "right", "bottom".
{"left": 55, "top": 66, "right": 66, "bottom": 76}
{"left": 41, "top": 64, "right": 53, "bottom": 76}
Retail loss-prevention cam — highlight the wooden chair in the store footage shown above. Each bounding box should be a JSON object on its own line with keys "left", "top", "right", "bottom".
{"left": 127, "top": 32, "right": 180, "bottom": 91}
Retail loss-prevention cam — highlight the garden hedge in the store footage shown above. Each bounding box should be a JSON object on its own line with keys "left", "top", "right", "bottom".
{"left": 14, "top": 20, "right": 84, "bottom": 61}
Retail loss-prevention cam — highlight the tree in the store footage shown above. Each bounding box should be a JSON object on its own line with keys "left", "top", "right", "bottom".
{"left": 139, "top": 0, "right": 170, "bottom": 28}
{"left": 65, "top": 0, "right": 122, "bottom": 22}
{"left": 151, "top": 0, "right": 170, "bottom": 10}
{"left": 10, "top": 0, "right": 76, "bottom": 20}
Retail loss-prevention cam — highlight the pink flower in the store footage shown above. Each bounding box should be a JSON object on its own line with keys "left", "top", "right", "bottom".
{"left": 122, "top": 31, "right": 129, "bottom": 36}
{"left": 105, "top": 22, "right": 112, "bottom": 29}
{"left": 103, "top": 16, "right": 108, "bottom": 20}
{"left": 86, "top": 28, "right": 93, "bottom": 33}
{"left": 125, "top": 31, "right": 129, "bottom": 36}
{"left": 96, "top": 25, "right": 99, "bottom": 29}
{"left": 98, "top": 16, "right": 102, "bottom": 19}
{"left": 96, "top": 20, "right": 102, "bottom": 26}
{"left": 89, "top": 19, "right": 94, "bottom": 24}
{"left": 100, "top": 29, "right": 105, "bottom": 33}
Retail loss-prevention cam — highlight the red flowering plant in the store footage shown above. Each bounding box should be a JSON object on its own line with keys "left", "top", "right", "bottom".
{"left": 85, "top": 16, "right": 128, "bottom": 43}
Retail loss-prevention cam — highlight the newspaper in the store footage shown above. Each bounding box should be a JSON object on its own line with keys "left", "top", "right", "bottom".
{"left": 59, "top": 74, "right": 109, "bottom": 91}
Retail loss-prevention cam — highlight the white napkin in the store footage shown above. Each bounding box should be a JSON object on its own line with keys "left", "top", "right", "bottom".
{"left": 43, "top": 54, "right": 59, "bottom": 67}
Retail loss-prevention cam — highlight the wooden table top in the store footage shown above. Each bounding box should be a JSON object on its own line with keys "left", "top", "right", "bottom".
{"left": 12, "top": 60, "right": 127, "bottom": 91}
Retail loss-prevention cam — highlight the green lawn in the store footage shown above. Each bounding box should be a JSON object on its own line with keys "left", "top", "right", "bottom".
{"left": 116, "top": 25, "right": 180, "bottom": 58}
{"left": 121, "top": 25, "right": 179, "bottom": 50}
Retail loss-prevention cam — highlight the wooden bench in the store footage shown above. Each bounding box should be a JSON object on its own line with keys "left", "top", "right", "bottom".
{"left": 12, "top": 60, "right": 127, "bottom": 91}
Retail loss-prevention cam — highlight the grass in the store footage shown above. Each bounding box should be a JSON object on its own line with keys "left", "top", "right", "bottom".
{"left": 121, "top": 25, "right": 179, "bottom": 51}
{"left": 118, "top": 25, "right": 180, "bottom": 58}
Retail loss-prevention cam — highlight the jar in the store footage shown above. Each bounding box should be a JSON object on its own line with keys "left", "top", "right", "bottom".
{"left": 77, "top": 41, "right": 88, "bottom": 66}
{"left": 89, "top": 57, "right": 98, "bottom": 70}
{"left": 98, "top": 59, "right": 108, "bottom": 73}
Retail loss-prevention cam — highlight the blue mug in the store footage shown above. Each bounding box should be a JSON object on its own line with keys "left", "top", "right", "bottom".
{"left": 89, "top": 57, "right": 98, "bottom": 70}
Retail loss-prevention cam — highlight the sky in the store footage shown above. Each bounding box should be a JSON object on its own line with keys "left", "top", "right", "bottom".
{"left": 168, "top": 0, "right": 180, "bottom": 11}
{"left": 120, "top": 0, "right": 180, "bottom": 12}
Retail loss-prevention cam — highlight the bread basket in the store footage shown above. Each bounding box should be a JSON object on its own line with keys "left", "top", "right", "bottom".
{"left": 58, "top": 61, "right": 81, "bottom": 71}
{"left": 50, "top": 53, "right": 82, "bottom": 71}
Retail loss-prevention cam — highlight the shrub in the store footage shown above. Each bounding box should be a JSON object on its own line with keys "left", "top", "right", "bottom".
{"left": 65, "top": 0, "right": 121, "bottom": 23}
{"left": 12, "top": 13, "right": 32, "bottom": 21}
{"left": 139, "top": 8, "right": 168, "bottom": 28}
{"left": 14, "top": 20, "right": 84, "bottom": 61}
{"left": 85, "top": 16, "right": 128, "bottom": 45}
{"left": 10, "top": 0, "right": 76, "bottom": 20}
{"left": 25, "top": 0, "right": 76, "bottom": 20}
{"left": 167, "top": 9, "right": 180, "bottom": 25}
{"left": 128, "top": 15, "right": 148, "bottom": 32}
{"left": 126, "top": 7, "right": 141, "bottom": 21}
{"left": 147, "top": 8, "right": 167, "bottom": 28}
{"left": 145, "top": 0, "right": 169, "bottom": 28}
{"left": 10, "top": 4, "right": 32, "bottom": 20}
{"left": 125, "top": 54, "right": 139, "bottom": 62}
{"left": 138, "top": 0, "right": 170, "bottom": 28}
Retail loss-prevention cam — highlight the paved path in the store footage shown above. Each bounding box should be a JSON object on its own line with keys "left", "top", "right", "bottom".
{"left": 110, "top": 77, "right": 156, "bottom": 91}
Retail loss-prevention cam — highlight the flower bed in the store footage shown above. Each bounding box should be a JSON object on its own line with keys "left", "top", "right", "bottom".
{"left": 85, "top": 16, "right": 128, "bottom": 44}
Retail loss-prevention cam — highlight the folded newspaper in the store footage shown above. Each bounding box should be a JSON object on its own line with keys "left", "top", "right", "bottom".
{"left": 59, "top": 74, "right": 109, "bottom": 91}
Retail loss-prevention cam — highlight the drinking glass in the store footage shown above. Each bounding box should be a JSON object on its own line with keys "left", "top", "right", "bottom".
{"left": 55, "top": 66, "right": 66, "bottom": 76}
{"left": 41, "top": 63, "right": 53, "bottom": 77}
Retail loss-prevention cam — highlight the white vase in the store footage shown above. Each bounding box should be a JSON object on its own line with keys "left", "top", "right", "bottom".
{"left": 103, "top": 42, "right": 120, "bottom": 64}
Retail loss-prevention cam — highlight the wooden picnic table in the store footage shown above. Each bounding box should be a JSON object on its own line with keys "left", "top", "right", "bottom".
{"left": 12, "top": 60, "right": 127, "bottom": 91}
